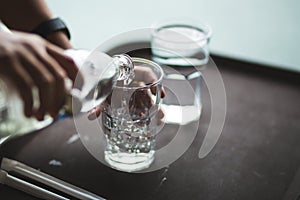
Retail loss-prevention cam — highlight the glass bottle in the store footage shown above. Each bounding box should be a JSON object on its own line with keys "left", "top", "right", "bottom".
{"left": 0, "top": 49, "right": 134, "bottom": 140}
{"left": 1, "top": 21, "right": 55, "bottom": 140}
{"left": 64, "top": 49, "right": 134, "bottom": 114}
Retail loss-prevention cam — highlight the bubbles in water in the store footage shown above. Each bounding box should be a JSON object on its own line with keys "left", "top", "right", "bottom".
{"left": 103, "top": 110, "right": 155, "bottom": 154}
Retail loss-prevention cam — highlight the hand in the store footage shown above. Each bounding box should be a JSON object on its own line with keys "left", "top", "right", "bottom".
{"left": 128, "top": 81, "right": 165, "bottom": 125}
{"left": 0, "top": 31, "right": 80, "bottom": 120}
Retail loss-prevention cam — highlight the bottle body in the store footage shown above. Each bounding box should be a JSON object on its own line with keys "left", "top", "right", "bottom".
{"left": 0, "top": 78, "right": 53, "bottom": 138}
{"left": 0, "top": 21, "right": 134, "bottom": 138}
{"left": 0, "top": 78, "right": 16, "bottom": 137}
{"left": 0, "top": 21, "right": 54, "bottom": 139}
{"left": 0, "top": 49, "right": 133, "bottom": 137}
{"left": 65, "top": 49, "right": 134, "bottom": 114}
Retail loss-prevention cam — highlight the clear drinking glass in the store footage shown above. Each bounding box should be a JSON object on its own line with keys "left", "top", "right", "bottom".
{"left": 150, "top": 19, "right": 210, "bottom": 125}
{"left": 101, "top": 58, "right": 164, "bottom": 172}
{"left": 151, "top": 18, "right": 212, "bottom": 66}
{"left": 161, "top": 67, "right": 202, "bottom": 125}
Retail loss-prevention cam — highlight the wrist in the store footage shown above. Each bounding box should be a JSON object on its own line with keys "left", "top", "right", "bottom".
{"left": 46, "top": 31, "right": 72, "bottom": 49}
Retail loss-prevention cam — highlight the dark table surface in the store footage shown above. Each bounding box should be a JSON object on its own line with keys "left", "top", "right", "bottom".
{"left": 1, "top": 47, "right": 300, "bottom": 200}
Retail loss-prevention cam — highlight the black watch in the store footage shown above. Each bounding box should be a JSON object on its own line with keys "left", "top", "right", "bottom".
{"left": 31, "top": 17, "right": 71, "bottom": 40}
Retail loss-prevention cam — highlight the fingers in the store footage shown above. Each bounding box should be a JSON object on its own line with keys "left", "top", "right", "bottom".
{"left": 22, "top": 44, "right": 67, "bottom": 119}
{"left": 37, "top": 54, "right": 67, "bottom": 118}
{"left": 87, "top": 106, "right": 102, "bottom": 120}
{"left": 0, "top": 59, "right": 34, "bottom": 117}
{"left": 150, "top": 84, "right": 166, "bottom": 98}
{"left": 135, "top": 66, "right": 157, "bottom": 85}
{"left": 157, "top": 109, "right": 165, "bottom": 126}
{"left": 47, "top": 42, "right": 84, "bottom": 89}
{"left": 43, "top": 55, "right": 67, "bottom": 117}
{"left": 25, "top": 38, "right": 82, "bottom": 119}
{"left": 0, "top": 32, "right": 82, "bottom": 120}
{"left": 17, "top": 47, "right": 57, "bottom": 119}
{"left": 134, "top": 66, "right": 165, "bottom": 98}
{"left": 129, "top": 89, "right": 153, "bottom": 119}
{"left": 161, "top": 87, "right": 166, "bottom": 98}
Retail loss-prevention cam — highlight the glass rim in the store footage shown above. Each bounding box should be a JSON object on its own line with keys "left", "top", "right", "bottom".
{"left": 151, "top": 18, "right": 212, "bottom": 43}
{"left": 113, "top": 57, "right": 164, "bottom": 90}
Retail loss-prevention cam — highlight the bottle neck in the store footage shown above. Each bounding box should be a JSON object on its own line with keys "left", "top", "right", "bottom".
{"left": 112, "top": 54, "right": 134, "bottom": 82}
{"left": 64, "top": 50, "right": 134, "bottom": 115}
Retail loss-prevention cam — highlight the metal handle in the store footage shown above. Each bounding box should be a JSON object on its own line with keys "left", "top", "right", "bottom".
{"left": 0, "top": 170, "right": 68, "bottom": 200}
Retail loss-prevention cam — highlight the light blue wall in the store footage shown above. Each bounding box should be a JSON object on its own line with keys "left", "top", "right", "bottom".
{"left": 47, "top": 0, "right": 300, "bottom": 72}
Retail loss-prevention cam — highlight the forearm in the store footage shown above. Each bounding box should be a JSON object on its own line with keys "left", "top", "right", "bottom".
{"left": 0, "top": 0, "right": 52, "bottom": 31}
{"left": 0, "top": 0, "right": 72, "bottom": 49}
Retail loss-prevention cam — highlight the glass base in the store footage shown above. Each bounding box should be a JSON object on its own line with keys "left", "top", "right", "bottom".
{"left": 161, "top": 103, "right": 202, "bottom": 125}
{"left": 104, "top": 150, "right": 155, "bottom": 172}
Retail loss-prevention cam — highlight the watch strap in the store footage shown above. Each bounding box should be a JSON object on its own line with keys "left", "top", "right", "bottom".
{"left": 31, "top": 17, "right": 71, "bottom": 40}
